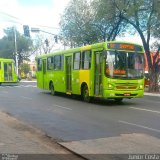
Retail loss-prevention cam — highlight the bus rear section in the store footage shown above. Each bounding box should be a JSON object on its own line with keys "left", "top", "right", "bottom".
{"left": 0, "top": 59, "right": 18, "bottom": 85}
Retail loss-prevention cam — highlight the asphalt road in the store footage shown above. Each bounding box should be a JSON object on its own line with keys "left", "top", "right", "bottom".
{"left": 0, "top": 81, "right": 160, "bottom": 144}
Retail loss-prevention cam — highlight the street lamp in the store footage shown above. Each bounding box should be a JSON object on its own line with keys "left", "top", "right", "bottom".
{"left": 31, "top": 28, "right": 58, "bottom": 43}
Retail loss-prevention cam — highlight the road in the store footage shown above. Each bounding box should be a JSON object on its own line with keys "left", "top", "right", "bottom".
{"left": 0, "top": 81, "right": 160, "bottom": 156}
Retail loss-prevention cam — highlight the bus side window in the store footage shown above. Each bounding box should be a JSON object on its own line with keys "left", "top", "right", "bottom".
{"left": 73, "top": 52, "right": 81, "bottom": 70}
{"left": 61, "top": 55, "right": 64, "bottom": 70}
{"left": 38, "top": 59, "right": 42, "bottom": 71}
{"left": 54, "top": 55, "right": 61, "bottom": 70}
{"left": 0, "top": 62, "right": 1, "bottom": 70}
{"left": 82, "top": 50, "right": 91, "bottom": 70}
{"left": 47, "top": 57, "right": 54, "bottom": 70}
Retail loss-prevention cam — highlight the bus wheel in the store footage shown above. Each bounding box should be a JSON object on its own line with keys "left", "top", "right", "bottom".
{"left": 50, "top": 83, "right": 55, "bottom": 96}
{"left": 82, "top": 85, "right": 91, "bottom": 102}
{"left": 114, "top": 98, "right": 123, "bottom": 103}
{"left": 0, "top": 83, "right": 1, "bottom": 86}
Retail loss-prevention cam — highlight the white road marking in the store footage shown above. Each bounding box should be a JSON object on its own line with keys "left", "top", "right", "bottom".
{"left": 2, "top": 91, "right": 8, "bottom": 94}
{"left": 129, "top": 107, "right": 160, "bottom": 114}
{"left": 20, "top": 96, "right": 32, "bottom": 100}
{"left": 0, "top": 143, "right": 4, "bottom": 146}
{"left": 119, "top": 120, "right": 160, "bottom": 133}
{"left": 0, "top": 85, "right": 36, "bottom": 88}
{"left": 53, "top": 104, "right": 72, "bottom": 111}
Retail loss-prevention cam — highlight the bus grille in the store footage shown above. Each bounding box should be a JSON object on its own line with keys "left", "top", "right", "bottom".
{"left": 115, "top": 83, "right": 138, "bottom": 90}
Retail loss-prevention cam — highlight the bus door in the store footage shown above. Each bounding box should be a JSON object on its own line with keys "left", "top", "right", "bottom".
{"left": 65, "top": 56, "right": 72, "bottom": 93}
{"left": 4, "top": 63, "right": 13, "bottom": 81}
{"left": 42, "top": 59, "right": 47, "bottom": 89}
{"left": 94, "top": 51, "right": 103, "bottom": 96}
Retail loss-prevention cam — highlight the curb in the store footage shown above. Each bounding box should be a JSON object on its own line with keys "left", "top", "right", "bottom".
{"left": 144, "top": 92, "right": 160, "bottom": 97}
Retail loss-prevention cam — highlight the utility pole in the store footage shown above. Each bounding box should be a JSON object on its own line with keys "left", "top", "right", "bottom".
{"left": 14, "top": 27, "right": 18, "bottom": 75}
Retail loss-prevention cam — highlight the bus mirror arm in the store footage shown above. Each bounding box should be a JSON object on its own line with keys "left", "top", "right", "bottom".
{"left": 103, "top": 50, "right": 107, "bottom": 59}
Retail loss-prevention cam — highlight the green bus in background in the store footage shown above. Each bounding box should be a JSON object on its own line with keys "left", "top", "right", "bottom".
{"left": 36, "top": 41, "right": 145, "bottom": 102}
{"left": 0, "top": 58, "right": 18, "bottom": 85}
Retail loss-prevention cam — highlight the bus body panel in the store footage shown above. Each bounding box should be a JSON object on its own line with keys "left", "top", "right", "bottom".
{"left": 72, "top": 70, "right": 81, "bottom": 94}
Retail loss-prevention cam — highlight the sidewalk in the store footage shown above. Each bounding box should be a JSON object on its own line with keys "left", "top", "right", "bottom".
{"left": 144, "top": 92, "right": 160, "bottom": 97}
{"left": 20, "top": 79, "right": 37, "bottom": 83}
{"left": 144, "top": 86, "right": 160, "bottom": 97}
{"left": 0, "top": 112, "right": 82, "bottom": 160}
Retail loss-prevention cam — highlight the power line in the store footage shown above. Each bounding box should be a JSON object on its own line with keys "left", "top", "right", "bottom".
{"left": 0, "top": 11, "right": 23, "bottom": 25}
{"left": 0, "top": 11, "right": 22, "bottom": 20}
{"left": 35, "top": 24, "right": 59, "bottom": 30}
{"left": 0, "top": 11, "right": 59, "bottom": 30}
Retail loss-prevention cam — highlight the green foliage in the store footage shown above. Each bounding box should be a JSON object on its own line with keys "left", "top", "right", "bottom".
{"left": 60, "top": 0, "right": 124, "bottom": 47}
{"left": 0, "top": 27, "right": 33, "bottom": 64}
{"left": 19, "top": 63, "right": 30, "bottom": 75}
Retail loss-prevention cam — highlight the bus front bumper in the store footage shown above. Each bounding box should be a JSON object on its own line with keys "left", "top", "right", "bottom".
{"left": 103, "top": 90, "right": 144, "bottom": 99}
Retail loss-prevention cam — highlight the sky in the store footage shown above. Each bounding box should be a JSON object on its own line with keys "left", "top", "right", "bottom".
{"left": 0, "top": 0, "right": 143, "bottom": 44}
{"left": 0, "top": 0, "right": 70, "bottom": 37}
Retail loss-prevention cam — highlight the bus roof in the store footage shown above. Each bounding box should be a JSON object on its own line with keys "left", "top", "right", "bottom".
{"left": 36, "top": 41, "right": 144, "bottom": 59}
{"left": 0, "top": 58, "right": 15, "bottom": 62}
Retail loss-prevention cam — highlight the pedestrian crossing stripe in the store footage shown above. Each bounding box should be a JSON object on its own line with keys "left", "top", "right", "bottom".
{"left": 0, "top": 85, "right": 36, "bottom": 88}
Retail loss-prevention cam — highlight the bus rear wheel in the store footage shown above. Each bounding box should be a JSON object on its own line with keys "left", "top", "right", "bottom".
{"left": 82, "top": 85, "right": 91, "bottom": 102}
{"left": 50, "top": 83, "right": 55, "bottom": 96}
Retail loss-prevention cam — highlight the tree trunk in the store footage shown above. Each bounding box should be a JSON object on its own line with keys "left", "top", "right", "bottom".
{"left": 148, "top": 69, "right": 159, "bottom": 92}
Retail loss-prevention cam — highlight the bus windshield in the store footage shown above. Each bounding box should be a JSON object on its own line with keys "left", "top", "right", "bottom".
{"left": 105, "top": 51, "right": 144, "bottom": 79}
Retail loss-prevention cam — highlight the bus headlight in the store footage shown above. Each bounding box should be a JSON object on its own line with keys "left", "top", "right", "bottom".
{"left": 108, "top": 83, "right": 114, "bottom": 89}
{"left": 139, "top": 84, "right": 143, "bottom": 89}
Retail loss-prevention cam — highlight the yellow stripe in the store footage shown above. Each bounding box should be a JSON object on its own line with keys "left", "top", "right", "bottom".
{"left": 79, "top": 70, "right": 90, "bottom": 94}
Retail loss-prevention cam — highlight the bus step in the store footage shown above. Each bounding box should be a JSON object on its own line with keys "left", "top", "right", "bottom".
{"left": 66, "top": 92, "right": 72, "bottom": 95}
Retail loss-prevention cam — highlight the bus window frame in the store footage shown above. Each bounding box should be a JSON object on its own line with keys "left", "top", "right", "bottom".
{"left": 53, "top": 55, "right": 64, "bottom": 71}
{"left": 73, "top": 52, "right": 81, "bottom": 70}
{"left": 47, "top": 56, "right": 54, "bottom": 70}
{"left": 81, "top": 50, "right": 91, "bottom": 70}
{"left": 37, "top": 58, "right": 42, "bottom": 71}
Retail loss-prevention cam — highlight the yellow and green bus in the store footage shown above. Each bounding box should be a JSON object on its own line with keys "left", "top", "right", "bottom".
{"left": 36, "top": 41, "right": 145, "bottom": 102}
{"left": 0, "top": 58, "right": 18, "bottom": 85}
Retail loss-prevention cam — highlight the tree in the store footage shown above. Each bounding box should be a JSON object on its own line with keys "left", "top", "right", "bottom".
{"left": 90, "top": 0, "right": 126, "bottom": 41}
{"left": 32, "top": 34, "right": 58, "bottom": 55}
{"left": 60, "top": 0, "right": 97, "bottom": 47}
{"left": 19, "top": 63, "right": 30, "bottom": 75}
{"left": 0, "top": 27, "right": 33, "bottom": 65}
{"left": 60, "top": 0, "right": 125, "bottom": 47}
{"left": 94, "top": 0, "right": 160, "bottom": 92}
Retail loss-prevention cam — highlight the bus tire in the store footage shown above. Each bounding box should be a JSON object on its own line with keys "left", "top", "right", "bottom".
{"left": 114, "top": 98, "right": 123, "bottom": 103}
{"left": 50, "top": 83, "right": 55, "bottom": 96}
{"left": 82, "top": 85, "right": 91, "bottom": 103}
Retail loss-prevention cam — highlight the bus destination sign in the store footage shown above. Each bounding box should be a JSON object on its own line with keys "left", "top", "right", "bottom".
{"left": 107, "top": 43, "right": 143, "bottom": 52}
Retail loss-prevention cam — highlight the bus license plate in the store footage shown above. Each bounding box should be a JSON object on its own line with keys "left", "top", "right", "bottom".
{"left": 124, "top": 93, "right": 131, "bottom": 96}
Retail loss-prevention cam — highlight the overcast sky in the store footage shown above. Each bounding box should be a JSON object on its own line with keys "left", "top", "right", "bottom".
{"left": 0, "top": 0, "right": 70, "bottom": 37}
{"left": 0, "top": 0, "right": 142, "bottom": 44}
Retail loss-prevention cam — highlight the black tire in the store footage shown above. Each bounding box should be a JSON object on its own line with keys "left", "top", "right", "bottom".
{"left": 50, "top": 83, "right": 55, "bottom": 96}
{"left": 82, "top": 85, "right": 91, "bottom": 102}
{"left": 114, "top": 98, "right": 123, "bottom": 103}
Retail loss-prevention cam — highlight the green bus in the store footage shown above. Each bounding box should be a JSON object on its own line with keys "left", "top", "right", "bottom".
{"left": 36, "top": 41, "right": 145, "bottom": 102}
{"left": 0, "top": 58, "right": 18, "bottom": 85}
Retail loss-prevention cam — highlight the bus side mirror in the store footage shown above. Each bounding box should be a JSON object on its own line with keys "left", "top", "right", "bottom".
{"left": 103, "top": 50, "right": 107, "bottom": 59}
